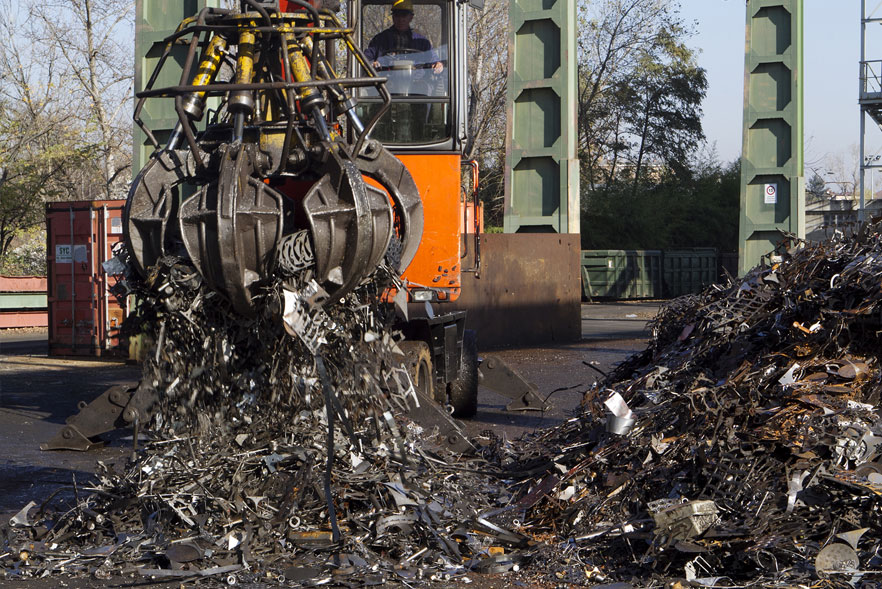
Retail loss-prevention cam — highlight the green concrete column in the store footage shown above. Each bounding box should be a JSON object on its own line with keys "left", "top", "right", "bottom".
{"left": 738, "top": 0, "right": 804, "bottom": 275}
{"left": 134, "top": 0, "right": 219, "bottom": 173}
{"left": 503, "top": 0, "right": 579, "bottom": 234}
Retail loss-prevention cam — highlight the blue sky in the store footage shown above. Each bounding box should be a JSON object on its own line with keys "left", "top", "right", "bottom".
{"left": 679, "top": 0, "right": 861, "bottom": 169}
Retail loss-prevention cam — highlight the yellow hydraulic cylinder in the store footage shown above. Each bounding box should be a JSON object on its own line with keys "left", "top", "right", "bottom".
{"left": 285, "top": 34, "right": 323, "bottom": 112}
{"left": 229, "top": 28, "right": 257, "bottom": 115}
{"left": 181, "top": 35, "right": 228, "bottom": 121}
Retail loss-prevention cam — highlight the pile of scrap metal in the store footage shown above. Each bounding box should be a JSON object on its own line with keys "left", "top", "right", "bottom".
{"left": 0, "top": 254, "right": 524, "bottom": 585}
{"left": 502, "top": 227, "right": 882, "bottom": 586}
{"left": 11, "top": 224, "right": 882, "bottom": 586}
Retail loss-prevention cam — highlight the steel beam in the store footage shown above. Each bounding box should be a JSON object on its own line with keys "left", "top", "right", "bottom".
{"left": 738, "top": 0, "right": 805, "bottom": 275}
{"left": 134, "top": 1, "right": 219, "bottom": 174}
{"left": 503, "top": 0, "right": 579, "bottom": 234}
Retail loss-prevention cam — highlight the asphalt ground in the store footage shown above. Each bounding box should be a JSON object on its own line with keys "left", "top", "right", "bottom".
{"left": 0, "top": 301, "right": 661, "bottom": 587}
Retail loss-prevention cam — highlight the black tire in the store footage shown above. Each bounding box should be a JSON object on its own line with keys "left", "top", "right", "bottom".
{"left": 447, "top": 329, "right": 478, "bottom": 418}
{"left": 398, "top": 340, "right": 434, "bottom": 401}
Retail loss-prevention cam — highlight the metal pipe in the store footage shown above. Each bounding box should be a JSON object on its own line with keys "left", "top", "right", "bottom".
{"left": 861, "top": 0, "right": 867, "bottom": 222}
{"left": 229, "top": 27, "right": 258, "bottom": 141}
{"left": 136, "top": 77, "right": 388, "bottom": 98}
{"left": 102, "top": 205, "right": 110, "bottom": 351}
{"left": 240, "top": 0, "right": 275, "bottom": 26}
{"left": 69, "top": 206, "right": 75, "bottom": 352}
{"left": 90, "top": 206, "right": 97, "bottom": 355}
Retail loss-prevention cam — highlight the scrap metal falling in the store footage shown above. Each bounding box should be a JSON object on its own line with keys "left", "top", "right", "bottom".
{"left": 10, "top": 223, "right": 882, "bottom": 585}
{"left": 8, "top": 252, "right": 498, "bottom": 585}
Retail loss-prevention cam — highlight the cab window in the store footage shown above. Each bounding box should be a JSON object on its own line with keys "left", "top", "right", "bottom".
{"left": 357, "top": 1, "right": 451, "bottom": 145}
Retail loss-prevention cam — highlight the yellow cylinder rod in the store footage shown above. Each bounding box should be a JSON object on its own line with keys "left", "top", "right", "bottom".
{"left": 229, "top": 26, "right": 258, "bottom": 118}
{"left": 302, "top": 36, "right": 344, "bottom": 85}
{"left": 285, "top": 34, "right": 319, "bottom": 102}
{"left": 181, "top": 35, "right": 229, "bottom": 121}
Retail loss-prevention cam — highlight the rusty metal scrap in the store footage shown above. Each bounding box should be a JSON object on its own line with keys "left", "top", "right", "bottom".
{"left": 503, "top": 228, "right": 882, "bottom": 585}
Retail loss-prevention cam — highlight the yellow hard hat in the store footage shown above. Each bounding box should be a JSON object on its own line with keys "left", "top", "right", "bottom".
{"left": 392, "top": 0, "right": 413, "bottom": 12}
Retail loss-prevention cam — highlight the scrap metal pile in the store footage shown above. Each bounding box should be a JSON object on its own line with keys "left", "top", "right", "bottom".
{"left": 0, "top": 255, "right": 514, "bottom": 585}
{"left": 9, "top": 225, "right": 882, "bottom": 586}
{"left": 504, "top": 227, "right": 882, "bottom": 586}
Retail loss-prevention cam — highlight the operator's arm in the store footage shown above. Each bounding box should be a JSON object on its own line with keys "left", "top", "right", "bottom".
{"left": 364, "top": 29, "right": 389, "bottom": 65}
{"left": 411, "top": 32, "right": 443, "bottom": 73}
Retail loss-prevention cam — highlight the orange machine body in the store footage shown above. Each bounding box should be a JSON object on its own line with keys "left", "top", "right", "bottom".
{"left": 367, "top": 153, "right": 462, "bottom": 302}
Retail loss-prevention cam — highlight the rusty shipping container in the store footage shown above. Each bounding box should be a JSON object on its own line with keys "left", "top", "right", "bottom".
{"left": 46, "top": 201, "right": 129, "bottom": 356}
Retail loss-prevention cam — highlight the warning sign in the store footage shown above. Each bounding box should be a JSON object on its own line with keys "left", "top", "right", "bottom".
{"left": 764, "top": 183, "right": 778, "bottom": 204}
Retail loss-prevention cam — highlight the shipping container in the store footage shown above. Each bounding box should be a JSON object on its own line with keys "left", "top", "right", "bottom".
{"left": 46, "top": 201, "right": 129, "bottom": 356}
{"left": 0, "top": 276, "right": 48, "bottom": 329}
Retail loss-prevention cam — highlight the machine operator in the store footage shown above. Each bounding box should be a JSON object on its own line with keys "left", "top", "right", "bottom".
{"left": 364, "top": 0, "right": 444, "bottom": 74}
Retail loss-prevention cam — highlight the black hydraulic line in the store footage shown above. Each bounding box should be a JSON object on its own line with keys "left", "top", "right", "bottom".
{"left": 284, "top": 0, "right": 322, "bottom": 27}
{"left": 240, "top": 0, "right": 275, "bottom": 27}
{"left": 175, "top": 95, "right": 206, "bottom": 171}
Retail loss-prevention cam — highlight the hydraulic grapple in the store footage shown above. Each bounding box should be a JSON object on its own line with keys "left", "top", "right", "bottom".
{"left": 125, "top": 0, "right": 423, "bottom": 315}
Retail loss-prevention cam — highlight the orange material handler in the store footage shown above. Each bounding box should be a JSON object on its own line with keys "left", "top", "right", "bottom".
{"left": 124, "top": 0, "right": 484, "bottom": 416}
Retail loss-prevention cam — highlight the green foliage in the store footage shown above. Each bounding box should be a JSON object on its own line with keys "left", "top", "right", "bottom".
{"left": 806, "top": 172, "right": 828, "bottom": 203}
{"left": 618, "top": 29, "right": 707, "bottom": 186}
{"left": 0, "top": 228, "right": 46, "bottom": 276}
{"left": 582, "top": 155, "right": 741, "bottom": 252}
{"left": 0, "top": 0, "right": 132, "bottom": 258}
{"left": 578, "top": 0, "right": 707, "bottom": 191}
{"left": 575, "top": 0, "right": 720, "bottom": 252}
{"left": 0, "top": 99, "right": 97, "bottom": 257}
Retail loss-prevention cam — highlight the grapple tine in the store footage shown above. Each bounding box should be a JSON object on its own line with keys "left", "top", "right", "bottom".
{"left": 356, "top": 140, "right": 424, "bottom": 273}
{"left": 178, "top": 145, "right": 285, "bottom": 316}
{"left": 303, "top": 146, "right": 394, "bottom": 303}
{"left": 124, "top": 151, "right": 190, "bottom": 277}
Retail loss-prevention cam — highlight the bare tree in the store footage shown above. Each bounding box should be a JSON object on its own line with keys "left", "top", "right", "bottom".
{"left": 465, "top": 0, "right": 507, "bottom": 162}
{"left": 31, "top": 0, "right": 134, "bottom": 199}
{"left": 0, "top": 1, "right": 96, "bottom": 257}
{"left": 577, "top": 0, "right": 689, "bottom": 189}
{"left": 465, "top": 0, "right": 508, "bottom": 226}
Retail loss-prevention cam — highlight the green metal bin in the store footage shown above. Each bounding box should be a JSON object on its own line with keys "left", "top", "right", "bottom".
{"left": 662, "top": 248, "right": 718, "bottom": 298}
{"left": 581, "top": 250, "right": 662, "bottom": 300}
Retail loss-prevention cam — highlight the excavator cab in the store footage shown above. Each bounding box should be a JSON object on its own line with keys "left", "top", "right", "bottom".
{"left": 354, "top": 0, "right": 456, "bottom": 146}
{"left": 349, "top": 0, "right": 477, "bottom": 305}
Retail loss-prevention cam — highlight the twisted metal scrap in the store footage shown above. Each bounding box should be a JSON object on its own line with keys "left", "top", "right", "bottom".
{"left": 506, "top": 228, "right": 882, "bottom": 586}
{"left": 0, "top": 257, "right": 512, "bottom": 585}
